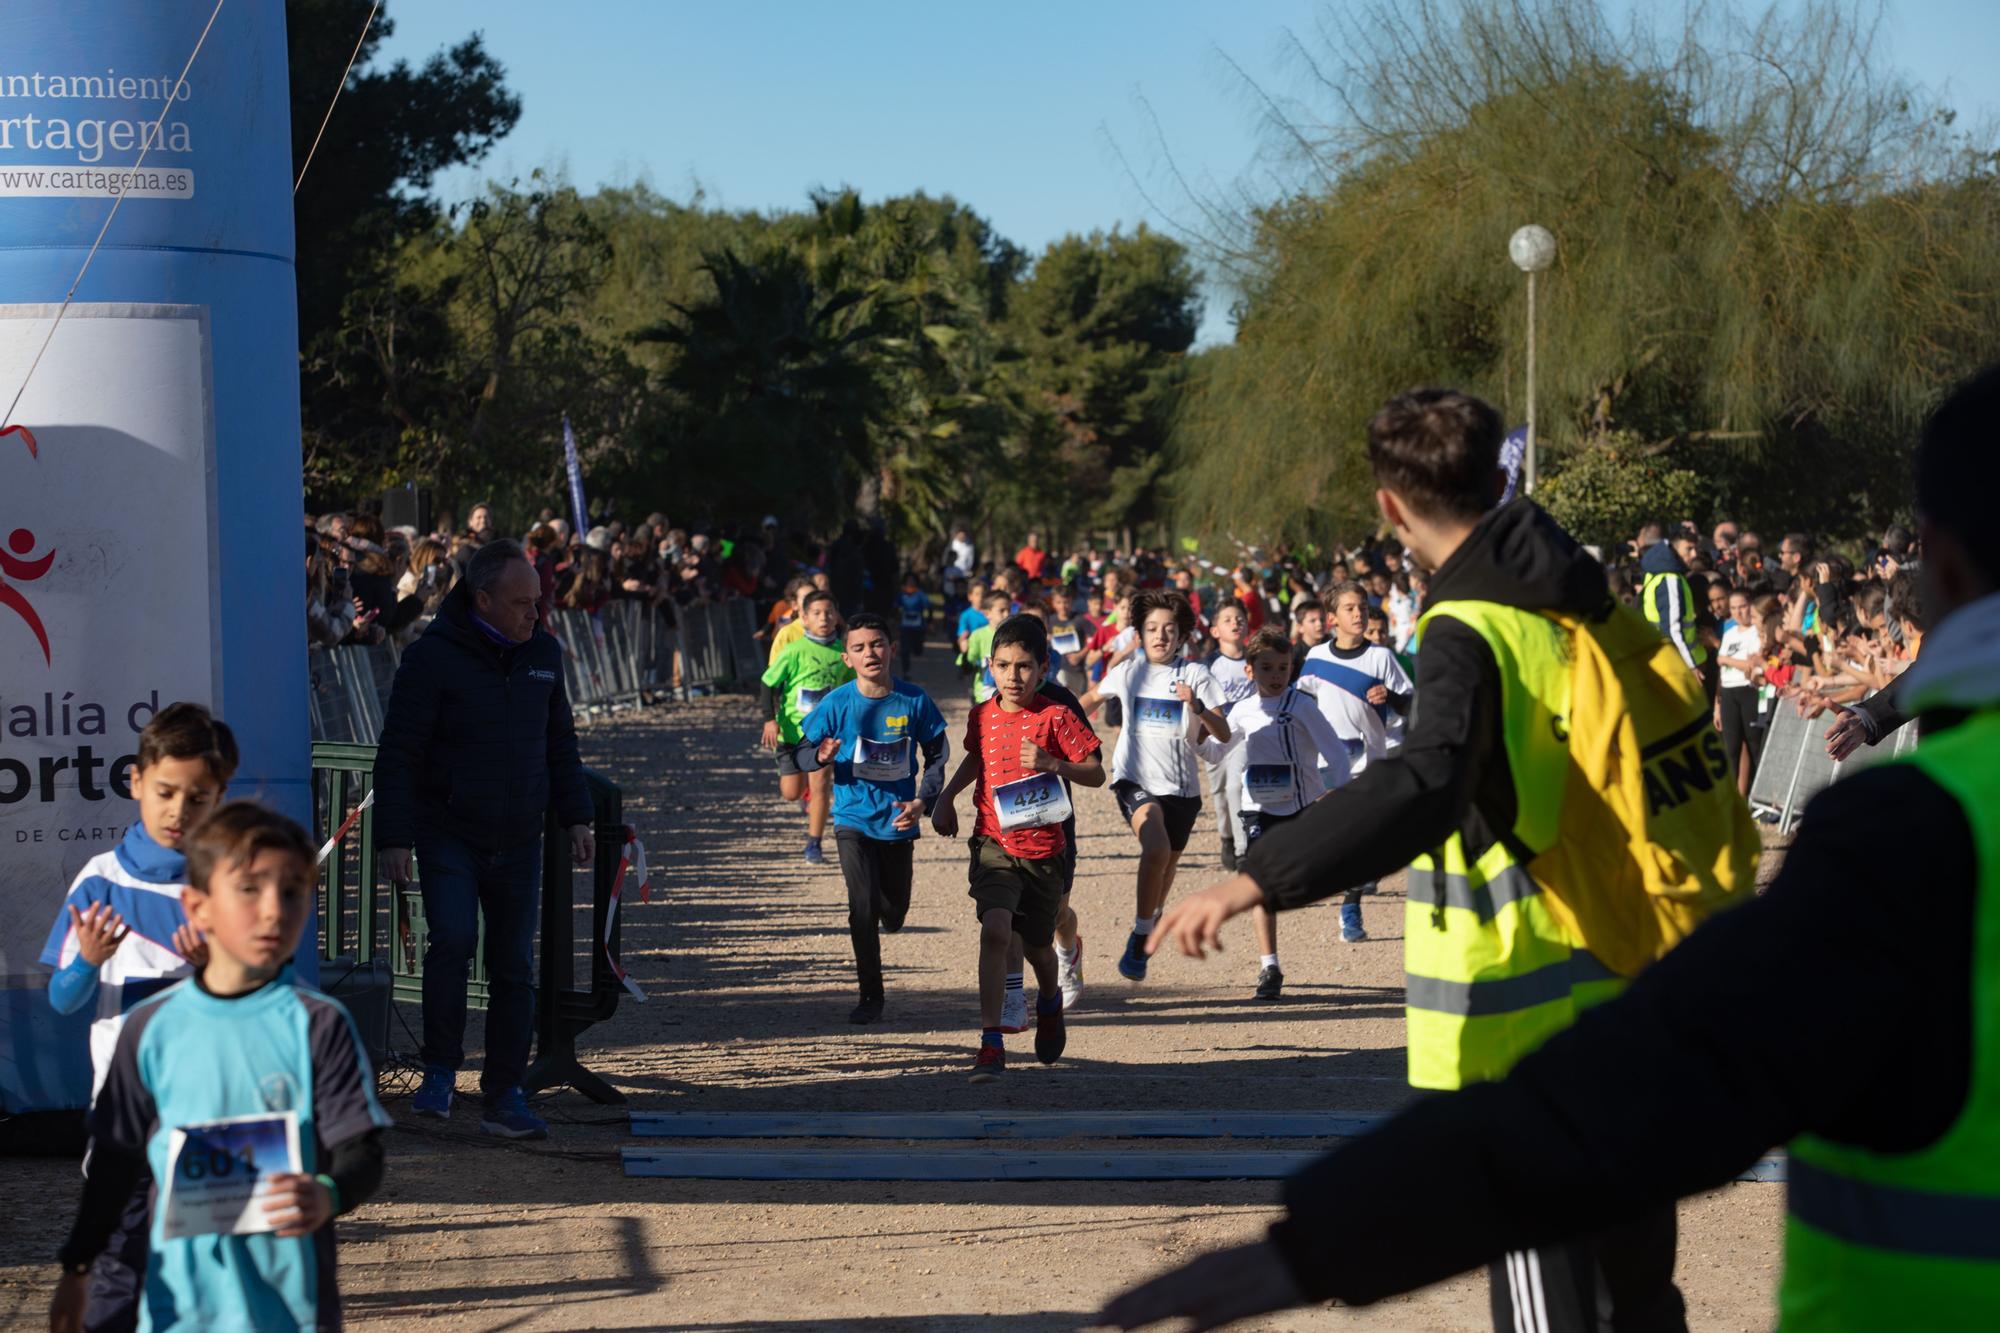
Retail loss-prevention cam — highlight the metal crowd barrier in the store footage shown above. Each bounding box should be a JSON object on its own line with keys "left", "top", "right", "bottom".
{"left": 308, "top": 642, "right": 401, "bottom": 743}
{"left": 1747, "top": 693, "right": 1918, "bottom": 834}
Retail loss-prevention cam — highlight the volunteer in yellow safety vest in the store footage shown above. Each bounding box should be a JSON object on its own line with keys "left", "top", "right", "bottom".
{"left": 1097, "top": 365, "right": 2000, "bottom": 1333}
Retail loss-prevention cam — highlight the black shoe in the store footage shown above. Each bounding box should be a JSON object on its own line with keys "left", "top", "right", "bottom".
{"left": 1254, "top": 965, "right": 1284, "bottom": 1001}
{"left": 1034, "top": 1001, "right": 1067, "bottom": 1064}
{"left": 1220, "top": 840, "right": 1239, "bottom": 872}
{"left": 849, "top": 995, "right": 884, "bottom": 1024}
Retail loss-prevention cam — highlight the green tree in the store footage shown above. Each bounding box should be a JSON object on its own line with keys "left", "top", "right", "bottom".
{"left": 1166, "top": 0, "right": 1999, "bottom": 545}
{"left": 290, "top": 0, "right": 521, "bottom": 501}
{"left": 635, "top": 248, "right": 903, "bottom": 531}
{"left": 1008, "top": 226, "right": 1202, "bottom": 546}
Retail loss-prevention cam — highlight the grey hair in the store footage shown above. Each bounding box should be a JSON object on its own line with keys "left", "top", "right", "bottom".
{"left": 466, "top": 538, "right": 531, "bottom": 597}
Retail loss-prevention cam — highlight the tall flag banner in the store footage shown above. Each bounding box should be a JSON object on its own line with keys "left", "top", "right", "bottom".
{"left": 563, "top": 413, "right": 589, "bottom": 535}
{"left": 1499, "top": 426, "right": 1528, "bottom": 506}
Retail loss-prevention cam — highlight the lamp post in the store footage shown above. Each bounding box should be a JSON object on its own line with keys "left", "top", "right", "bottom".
{"left": 1508, "top": 224, "right": 1556, "bottom": 494}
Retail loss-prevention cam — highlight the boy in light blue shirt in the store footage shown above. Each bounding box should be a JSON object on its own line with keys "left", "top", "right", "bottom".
{"left": 793, "top": 613, "right": 949, "bottom": 1024}
{"left": 53, "top": 803, "right": 389, "bottom": 1333}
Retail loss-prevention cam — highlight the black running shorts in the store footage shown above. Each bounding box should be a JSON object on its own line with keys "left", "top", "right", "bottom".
{"left": 1111, "top": 780, "right": 1202, "bottom": 853}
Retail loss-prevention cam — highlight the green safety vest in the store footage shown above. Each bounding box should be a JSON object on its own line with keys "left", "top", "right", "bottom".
{"left": 1405, "top": 601, "right": 1623, "bottom": 1090}
{"left": 1640, "top": 570, "right": 1709, "bottom": 666}
{"left": 1779, "top": 708, "right": 2000, "bottom": 1329}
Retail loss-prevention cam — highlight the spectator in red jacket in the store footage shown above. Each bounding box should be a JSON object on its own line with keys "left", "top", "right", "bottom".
{"left": 1014, "top": 532, "right": 1049, "bottom": 581}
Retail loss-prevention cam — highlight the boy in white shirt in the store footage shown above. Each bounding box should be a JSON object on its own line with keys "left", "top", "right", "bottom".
{"left": 1297, "top": 581, "right": 1413, "bottom": 941}
{"left": 1080, "top": 590, "right": 1231, "bottom": 981}
{"left": 1199, "top": 627, "right": 1350, "bottom": 999}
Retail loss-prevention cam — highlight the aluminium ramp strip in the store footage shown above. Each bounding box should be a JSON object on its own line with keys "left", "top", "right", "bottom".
{"left": 620, "top": 1111, "right": 1787, "bottom": 1182}
{"left": 621, "top": 1147, "right": 1788, "bottom": 1183}
{"left": 622, "top": 1148, "right": 1320, "bottom": 1181}
{"left": 626, "top": 1110, "right": 1381, "bottom": 1140}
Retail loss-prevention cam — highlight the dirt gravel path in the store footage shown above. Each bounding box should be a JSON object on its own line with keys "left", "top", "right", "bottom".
{"left": 0, "top": 643, "right": 1780, "bottom": 1331}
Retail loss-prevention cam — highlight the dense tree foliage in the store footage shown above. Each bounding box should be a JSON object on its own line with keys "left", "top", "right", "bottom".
{"left": 289, "top": 5, "right": 1201, "bottom": 550}
{"left": 1166, "top": 0, "right": 2000, "bottom": 546}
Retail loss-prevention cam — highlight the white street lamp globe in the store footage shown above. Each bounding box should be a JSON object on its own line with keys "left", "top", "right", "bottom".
{"left": 1509, "top": 224, "right": 1556, "bottom": 273}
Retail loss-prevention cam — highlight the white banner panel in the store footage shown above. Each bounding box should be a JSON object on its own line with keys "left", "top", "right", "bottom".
{"left": 0, "top": 303, "right": 218, "bottom": 979}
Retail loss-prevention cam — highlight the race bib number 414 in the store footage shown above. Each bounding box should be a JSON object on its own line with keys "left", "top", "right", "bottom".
{"left": 158, "top": 1111, "right": 302, "bottom": 1241}
{"left": 1132, "top": 696, "right": 1185, "bottom": 733}
{"left": 993, "top": 771, "right": 1072, "bottom": 831}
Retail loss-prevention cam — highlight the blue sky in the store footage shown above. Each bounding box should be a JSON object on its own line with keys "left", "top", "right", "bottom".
{"left": 376, "top": 1, "right": 1998, "bottom": 346}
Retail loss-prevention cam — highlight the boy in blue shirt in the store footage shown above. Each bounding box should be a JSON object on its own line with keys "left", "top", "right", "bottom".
{"left": 42, "top": 702, "right": 237, "bottom": 1333}
{"left": 792, "top": 613, "right": 950, "bottom": 1024}
{"left": 52, "top": 802, "right": 390, "bottom": 1333}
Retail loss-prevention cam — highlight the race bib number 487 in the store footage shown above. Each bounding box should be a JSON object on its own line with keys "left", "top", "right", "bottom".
{"left": 854, "top": 735, "right": 911, "bottom": 783}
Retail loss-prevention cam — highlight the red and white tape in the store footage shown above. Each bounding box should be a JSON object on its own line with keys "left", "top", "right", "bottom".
{"left": 603, "top": 826, "right": 650, "bottom": 1001}
{"left": 316, "top": 788, "right": 375, "bottom": 865}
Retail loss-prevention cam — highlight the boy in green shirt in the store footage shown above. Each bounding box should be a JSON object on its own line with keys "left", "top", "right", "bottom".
{"left": 960, "top": 590, "right": 1012, "bottom": 704}
{"left": 759, "top": 590, "right": 854, "bottom": 864}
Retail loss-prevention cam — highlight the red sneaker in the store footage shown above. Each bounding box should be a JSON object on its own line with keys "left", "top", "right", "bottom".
{"left": 969, "top": 1043, "right": 1004, "bottom": 1084}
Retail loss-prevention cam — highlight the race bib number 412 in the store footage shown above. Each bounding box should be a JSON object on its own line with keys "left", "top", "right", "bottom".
{"left": 158, "top": 1111, "right": 302, "bottom": 1240}
{"left": 1244, "top": 763, "right": 1295, "bottom": 807}
{"left": 993, "top": 771, "right": 1072, "bottom": 832}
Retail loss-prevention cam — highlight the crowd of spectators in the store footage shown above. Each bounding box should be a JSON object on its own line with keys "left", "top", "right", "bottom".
{"left": 1596, "top": 519, "right": 1925, "bottom": 792}
{"left": 930, "top": 514, "right": 1922, "bottom": 801}
{"left": 305, "top": 502, "right": 914, "bottom": 659}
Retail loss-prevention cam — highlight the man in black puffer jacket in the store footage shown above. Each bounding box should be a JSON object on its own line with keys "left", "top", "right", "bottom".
{"left": 374, "top": 538, "right": 593, "bottom": 1141}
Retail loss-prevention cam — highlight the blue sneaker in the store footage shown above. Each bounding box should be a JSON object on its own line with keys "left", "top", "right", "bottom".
{"left": 1340, "top": 901, "right": 1366, "bottom": 943}
{"left": 411, "top": 1066, "right": 454, "bottom": 1120}
{"left": 480, "top": 1087, "right": 548, "bottom": 1140}
{"left": 1118, "top": 931, "right": 1149, "bottom": 981}
{"left": 804, "top": 837, "right": 825, "bottom": 866}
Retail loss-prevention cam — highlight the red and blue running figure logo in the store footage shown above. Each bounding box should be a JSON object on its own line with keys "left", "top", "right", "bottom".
{"left": 1, "top": 423, "right": 54, "bottom": 664}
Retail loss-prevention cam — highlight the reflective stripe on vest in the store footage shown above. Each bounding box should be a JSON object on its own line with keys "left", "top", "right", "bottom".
{"left": 1780, "top": 708, "right": 2000, "bottom": 1329}
{"left": 1406, "top": 862, "right": 1540, "bottom": 923}
{"left": 1641, "top": 571, "right": 1708, "bottom": 666}
{"left": 1789, "top": 1158, "right": 2000, "bottom": 1263}
{"left": 1406, "top": 950, "right": 1617, "bottom": 1017}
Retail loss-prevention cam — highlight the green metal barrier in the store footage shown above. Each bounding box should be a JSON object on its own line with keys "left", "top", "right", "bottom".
{"left": 311, "top": 741, "right": 488, "bottom": 1009}
{"left": 311, "top": 743, "right": 631, "bottom": 1089}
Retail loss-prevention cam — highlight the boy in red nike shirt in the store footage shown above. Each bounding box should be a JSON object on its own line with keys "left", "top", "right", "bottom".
{"left": 933, "top": 615, "right": 1104, "bottom": 1082}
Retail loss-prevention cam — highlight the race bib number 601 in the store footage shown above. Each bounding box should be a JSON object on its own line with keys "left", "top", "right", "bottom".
{"left": 158, "top": 1111, "right": 302, "bottom": 1240}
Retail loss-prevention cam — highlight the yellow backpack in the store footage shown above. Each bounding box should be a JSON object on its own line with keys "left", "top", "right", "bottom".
{"left": 1529, "top": 603, "right": 1759, "bottom": 976}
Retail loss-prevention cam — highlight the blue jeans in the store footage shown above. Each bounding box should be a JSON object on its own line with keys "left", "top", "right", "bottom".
{"left": 416, "top": 830, "right": 541, "bottom": 1099}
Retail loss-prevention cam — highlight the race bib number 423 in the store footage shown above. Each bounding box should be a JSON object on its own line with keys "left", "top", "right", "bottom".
{"left": 158, "top": 1111, "right": 302, "bottom": 1240}
{"left": 993, "top": 772, "right": 1072, "bottom": 831}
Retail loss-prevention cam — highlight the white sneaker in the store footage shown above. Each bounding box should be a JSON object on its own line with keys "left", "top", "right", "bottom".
{"left": 1000, "top": 988, "right": 1029, "bottom": 1034}
{"left": 1057, "top": 939, "right": 1085, "bottom": 1010}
